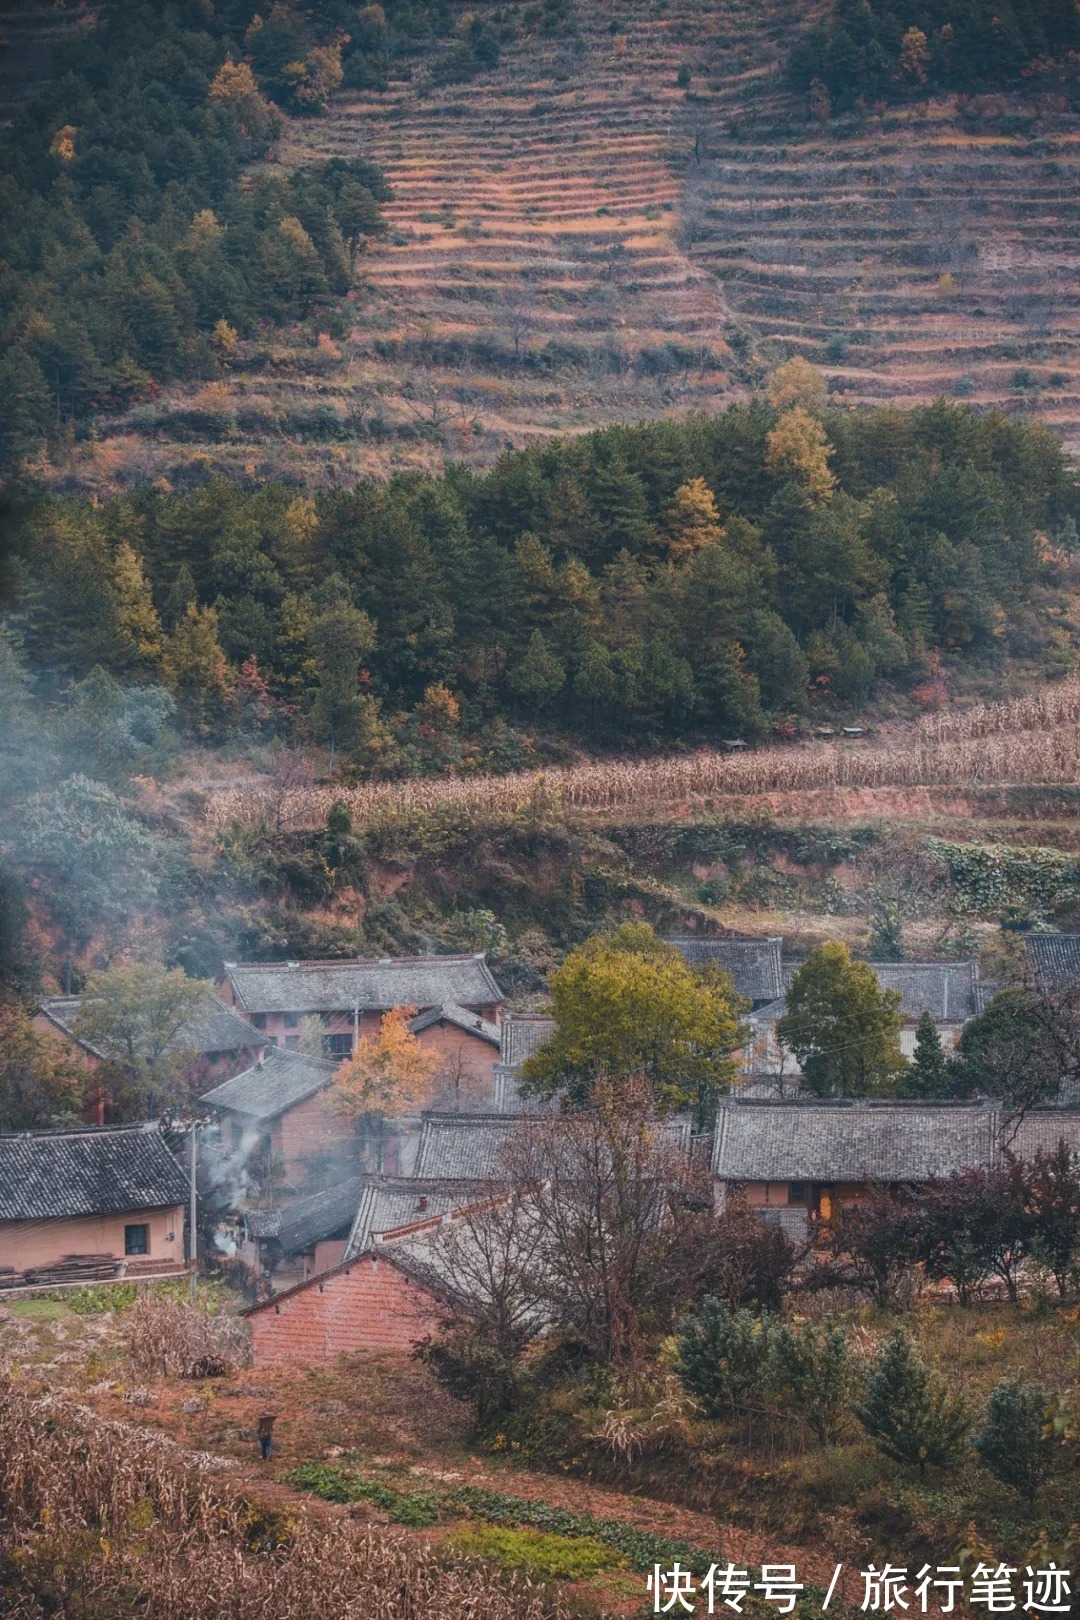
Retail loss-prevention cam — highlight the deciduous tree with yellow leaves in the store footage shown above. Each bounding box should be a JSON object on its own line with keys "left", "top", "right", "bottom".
{"left": 766, "top": 406, "right": 837, "bottom": 504}
{"left": 329, "top": 1005, "right": 440, "bottom": 1168}
{"left": 519, "top": 923, "right": 746, "bottom": 1127}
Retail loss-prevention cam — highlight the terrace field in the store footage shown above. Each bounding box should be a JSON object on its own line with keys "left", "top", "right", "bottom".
{"left": 43, "top": 0, "right": 1080, "bottom": 492}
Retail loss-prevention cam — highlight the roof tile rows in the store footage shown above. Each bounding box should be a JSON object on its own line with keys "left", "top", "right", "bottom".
{"left": 408, "top": 1002, "right": 500, "bottom": 1047}
{"left": 711, "top": 1098, "right": 1080, "bottom": 1183}
{"left": 664, "top": 936, "right": 784, "bottom": 1003}
{"left": 37, "top": 994, "right": 259, "bottom": 1060}
{"left": 200, "top": 1046, "right": 338, "bottom": 1120}
{"left": 344, "top": 1175, "right": 498, "bottom": 1259}
{"left": 0, "top": 1124, "right": 188, "bottom": 1221}
{"left": 499, "top": 1016, "right": 557, "bottom": 1068}
{"left": 222, "top": 954, "right": 503, "bottom": 1016}
{"left": 1025, "top": 934, "right": 1080, "bottom": 994}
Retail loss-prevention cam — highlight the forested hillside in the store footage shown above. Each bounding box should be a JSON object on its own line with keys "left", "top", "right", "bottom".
{"left": 6, "top": 396, "right": 1077, "bottom": 761}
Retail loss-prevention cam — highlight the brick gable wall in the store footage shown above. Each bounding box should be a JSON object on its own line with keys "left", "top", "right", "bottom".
{"left": 248, "top": 1252, "right": 442, "bottom": 1365}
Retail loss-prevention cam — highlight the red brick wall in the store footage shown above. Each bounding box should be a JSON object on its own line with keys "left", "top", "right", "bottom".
{"left": 416, "top": 1025, "right": 498, "bottom": 1107}
{"left": 248, "top": 1254, "right": 441, "bottom": 1365}
{"left": 274, "top": 1091, "right": 356, "bottom": 1187}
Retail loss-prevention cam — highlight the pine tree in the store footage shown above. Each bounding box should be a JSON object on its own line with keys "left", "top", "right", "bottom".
{"left": 111, "top": 540, "right": 164, "bottom": 674}
{"left": 771, "top": 1318, "right": 860, "bottom": 1444}
{"left": 903, "top": 1011, "right": 952, "bottom": 1098}
{"left": 675, "top": 1297, "right": 779, "bottom": 1416}
{"left": 858, "top": 1330, "right": 968, "bottom": 1475}
{"left": 506, "top": 629, "right": 565, "bottom": 714}
{"left": 868, "top": 902, "right": 903, "bottom": 961}
{"left": 973, "top": 1379, "right": 1054, "bottom": 1503}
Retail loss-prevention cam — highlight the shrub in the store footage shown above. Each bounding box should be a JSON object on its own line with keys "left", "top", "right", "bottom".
{"left": 447, "top": 1523, "right": 620, "bottom": 1580}
{"left": 693, "top": 1202, "right": 800, "bottom": 1310}
{"left": 128, "top": 1295, "right": 250, "bottom": 1379}
{"left": 858, "top": 1330, "right": 968, "bottom": 1476}
{"left": 771, "top": 1318, "right": 861, "bottom": 1444}
{"left": 973, "top": 1379, "right": 1056, "bottom": 1503}
{"left": 675, "top": 1297, "right": 778, "bottom": 1415}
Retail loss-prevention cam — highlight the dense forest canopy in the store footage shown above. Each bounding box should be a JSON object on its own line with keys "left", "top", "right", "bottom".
{"left": 789, "top": 0, "right": 1080, "bottom": 104}
{"left": 0, "top": 0, "right": 504, "bottom": 481}
{"left": 6, "top": 399, "right": 1077, "bottom": 759}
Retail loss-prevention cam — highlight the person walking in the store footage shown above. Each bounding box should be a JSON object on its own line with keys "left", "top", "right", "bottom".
{"left": 257, "top": 1411, "right": 276, "bottom": 1461}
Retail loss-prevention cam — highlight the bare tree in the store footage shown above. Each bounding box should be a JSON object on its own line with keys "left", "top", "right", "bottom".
{"left": 263, "top": 742, "right": 316, "bottom": 837}
{"left": 499, "top": 1075, "right": 704, "bottom": 1367}
{"left": 496, "top": 276, "right": 537, "bottom": 363}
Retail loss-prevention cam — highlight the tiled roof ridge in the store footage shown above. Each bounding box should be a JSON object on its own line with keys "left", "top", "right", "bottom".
{"left": 225, "top": 951, "right": 491, "bottom": 971}
{"left": 0, "top": 1120, "right": 168, "bottom": 1140}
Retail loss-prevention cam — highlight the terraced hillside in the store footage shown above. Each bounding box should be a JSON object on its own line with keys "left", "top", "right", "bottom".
{"left": 686, "top": 3, "right": 1080, "bottom": 450}
{"left": 40, "top": 0, "right": 1080, "bottom": 489}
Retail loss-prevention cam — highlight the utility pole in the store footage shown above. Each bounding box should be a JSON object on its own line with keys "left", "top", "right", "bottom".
{"left": 189, "top": 1121, "right": 198, "bottom": 1303}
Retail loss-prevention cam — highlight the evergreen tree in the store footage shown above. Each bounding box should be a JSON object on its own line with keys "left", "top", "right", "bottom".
{"left": 858, "top": 1330, "right": 968, "bottom": 1476}
{"left": 675, "top": 1298, "right": 779, "bottom": 1416}
{"left": 973, "top": 1379, "right": 1055, "bottom": 1503}
{"left": 307, "top": 598, "right": 379, "bottom": 771}
{"left": 111, "top": 541, "right": 164, "bottom": 674}
{"left": 506, "top": 629, "right": 566, "bottom": 714}
{"left": 902, "top": 1011, "right": 952, "bottom": 1098}
{"left": 771, "top": 1318, "right": 860, "bottom": 1444}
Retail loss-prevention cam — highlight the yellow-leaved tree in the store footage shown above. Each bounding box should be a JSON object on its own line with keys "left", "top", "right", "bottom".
{"left": 765, "top": 406, "right": 837, "bottom": 505}
{"left": 767, "top": 356, "right": 828, "bottom": 415}
{"left": 662, "top": 477, "right": 726, "bottom": 561}
{"left": 328, "top": 1006, "right": 440, "bottom": 1168}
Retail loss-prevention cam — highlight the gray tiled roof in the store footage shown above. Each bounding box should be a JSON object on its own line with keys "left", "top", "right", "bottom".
{"left": 200, "top": 1047, "right": 338, "bottom": 1120}
{"left": 0, "top": 1124, "right": 188, "bottom": 1220}
{"left": 276, "top": 1177, "right": 365, "bottom": 1256}
{"left": 867, "top": 961, "right": 979, "bottom": 1022}
{"left": 1025, "top": 935, "right": 1080, "bottom": 993}
{"left": 712, "top": 1098, "right": 1000, "bottom": 1183}
{"left": 408, "top": 1002, "right": 501, "bottom": 1047}
{"left": 243, "top": 1209, "right": 281, "bottom": 1239}
{"left": 1005, "top": 1111, "right": 1080, "bottom": 1160}
{"left": 37, "top": 994, "right": 260, "bottom": 1059}
{"left": 222, "top": 954, "right": 504, "bottom": 1015}
{"left": 499, "top": 1016, "right": 557, "bottom": 1068}
{"left": 664, "top": 936, "right": 783, "bottom": 1002}
{"left": 413, "top": 1111, "right": 693, "bottom": 1181}
{"left": 777, "top": 959, "right": 980, "bottom": 1023}
{"left": 343, "top": 1175, "right": 496, "bottom": 1259}
{"left": 491, "top": 1063, "right": 556, "bottom": 1113}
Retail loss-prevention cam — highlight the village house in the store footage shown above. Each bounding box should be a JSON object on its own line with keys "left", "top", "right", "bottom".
{"left": 1025, "top": 933, "right": 1080, "bottom": 995}
{"left": 743, "top": 957, "right": 983, "bottom": 1088}
{"left": 243, "top": 1196, "right": 509, "bottom": 1366}
{"left": 237, "top": 1175, "right": 365, "bottom": 1285}
{"left": 663, "top": 935, "right": 784, "bottom": 1008}
{"left": 343, "top": 1174, "right": 497, "bottom": 1259}
{"left": 33, "top": 994, "right": 264, "bottom": 1124}
{"left": 711, "top": 1095, "right": 1080, "bottom": 1236}
{"left": 216, "top": 954, "right": 504, "bottom": 1069}
{"left": 0, "top": 1123, "right": 189, "bottom": 1287}
{"left": 199, "top": 1046, "right": 345, "bottom": 1195}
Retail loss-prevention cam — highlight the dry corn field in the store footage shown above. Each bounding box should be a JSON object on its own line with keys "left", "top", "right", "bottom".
{"left": 209, "top": 678, "right": 1080, "bottom": 833}
{"left": 0, "top": 1375, "right": 564, "bottom": 1620}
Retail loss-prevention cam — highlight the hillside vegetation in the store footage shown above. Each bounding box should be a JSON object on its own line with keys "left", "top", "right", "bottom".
{"left": 18, "top": 0, "right": 1080, "bottom": 492}
{"left": 8, "top": 401, "right": 1078, "bottom": 766}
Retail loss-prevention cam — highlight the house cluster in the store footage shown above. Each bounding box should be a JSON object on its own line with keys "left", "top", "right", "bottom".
{"left": 4, "top": 933, "right": 1079, "bottom": 1344}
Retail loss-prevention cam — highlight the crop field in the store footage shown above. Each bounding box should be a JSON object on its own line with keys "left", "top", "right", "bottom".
{"left": 208, "top": 676, "right": 1080, "bottom": 832}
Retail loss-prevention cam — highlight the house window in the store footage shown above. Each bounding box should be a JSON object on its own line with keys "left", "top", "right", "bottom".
{"left": 285, "top": 1036, "right": 299, "bottom": 1050}
{"left": 788, "top": 1183, "right": 808, "bottom": 1205}
{"left": 252, "top": 1014, "right": 267, "bottom": 1030}
{"left": 124, "top": 1223, "right": 149, "bottom": 1256}
{"left": 284, "top": 1013, "right": 298, "bottom": 1028}
{"left": 323, "top": 1033, "right": 353, "bottom": 1060}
